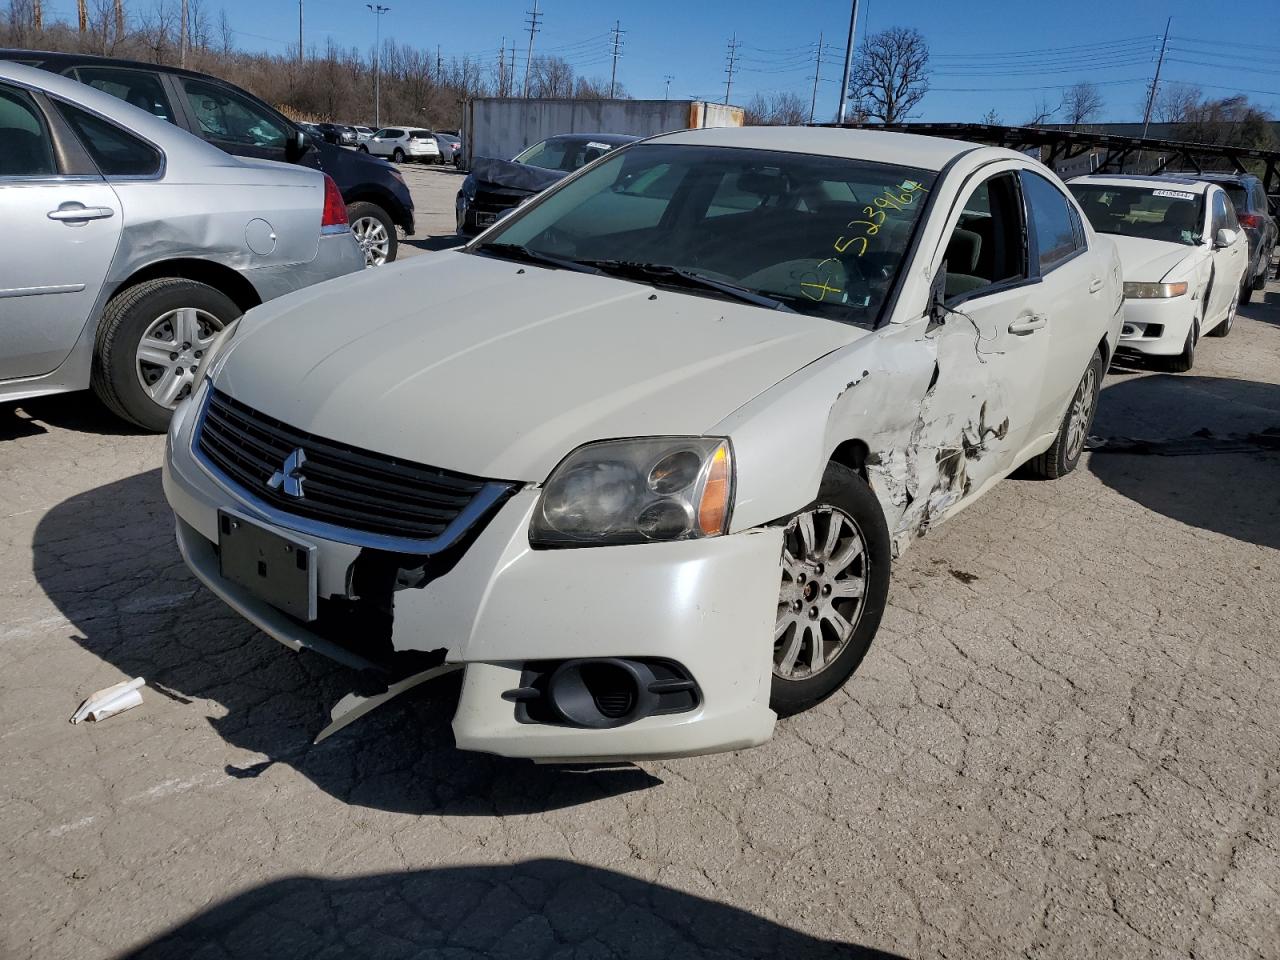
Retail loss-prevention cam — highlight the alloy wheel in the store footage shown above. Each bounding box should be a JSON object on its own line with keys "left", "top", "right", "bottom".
{"left": 352, "top": 215, "right": 391, "bottom": 267}
{"left": 1064, "top": 364, "right": 1097, "bottom": 461}
{"left": 774, "top": 506, "right": 871, "bottom": 680}
{"left": 134, "top": 307, "right": 224, "bottom": 408}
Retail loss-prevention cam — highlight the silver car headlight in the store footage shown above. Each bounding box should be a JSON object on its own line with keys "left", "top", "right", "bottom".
{"left": 1123, "top": 281, "right": 1188, "bottom": 299}
{"left": 530, "top": 438, "right": 733, "bottom": 547}
{"left": 195, "top": 317, "right": 241, "bottom": 383}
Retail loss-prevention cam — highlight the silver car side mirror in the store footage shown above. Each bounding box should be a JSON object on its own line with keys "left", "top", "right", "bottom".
{"left": 1214, "top": 227, "right": 1237, "bottom": 248}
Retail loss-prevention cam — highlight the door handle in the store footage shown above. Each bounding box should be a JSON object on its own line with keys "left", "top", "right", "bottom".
{"left": 48, "top": 205, "right": 115, "bottom": 222}
{"left": 1008, "top": 314, "right": 1047, "bottom": 335}
{"left": 1088, "top": 277, "right": 1104, "bottom": 293}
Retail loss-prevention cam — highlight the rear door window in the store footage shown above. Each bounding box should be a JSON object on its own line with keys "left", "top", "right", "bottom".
{"left": 180, "top": 78, "right": 288, "bottom": 152}
{"left": 72, "top": 66, "right": 173, "bottom": 122}
{"left": 0, "top": 83, "right": 57, "bottom": 177}
{"left": 55, "top": 101, "right": 162, "bottom": 177}
{"left": 1021, "top": 171, "right": 1084, "bottom": 273}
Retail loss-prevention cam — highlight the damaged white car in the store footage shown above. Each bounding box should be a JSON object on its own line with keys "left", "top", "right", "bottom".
{"left": 164, "top": 127, "right": 1122, "bottom": 762}
{"left": 1068, "top": 174, "right": 1247, "bottom": 371}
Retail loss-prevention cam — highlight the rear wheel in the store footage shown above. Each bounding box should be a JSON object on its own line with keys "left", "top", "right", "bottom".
{"left": 1207, "top": 297, "right": 1236, "bottom": 338}
{"left": 92, "top": 278, "right": 241, "bottom": 431}
{"left": 347, "top": 201, "right": 398, "bottom": 267}
{"left": 770, "top": 464, "right": 891, "bottom": 716}
{"left": 392, "top": 147, "right": 404, "bottom": 163}
{"left": 1026, "top": 350, "right": 1103, "bottom": 479}
{"left": 357, "top": 144, "right": 368, "bottom": 153}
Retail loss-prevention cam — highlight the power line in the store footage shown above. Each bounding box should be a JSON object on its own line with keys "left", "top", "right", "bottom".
{"left": 930, "top": 76, "right": 1150, "bottom": 93}
{"left": 932, "top": 36, "right": 1157, "bottom": 59}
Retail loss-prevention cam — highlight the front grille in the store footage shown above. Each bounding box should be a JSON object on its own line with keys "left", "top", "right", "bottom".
{"left": 196, "top": 389, "right": 508, "bottom": 545}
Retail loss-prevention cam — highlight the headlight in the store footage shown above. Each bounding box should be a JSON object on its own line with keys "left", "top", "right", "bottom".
{"left": 530, "top": 438, "right": 733, "bottom": 547}
{"left": 1123, "top": 281, "right": 1188, "bottom": 299}
{"left": 194, "top": 317, "right": 241, "bottom": 383}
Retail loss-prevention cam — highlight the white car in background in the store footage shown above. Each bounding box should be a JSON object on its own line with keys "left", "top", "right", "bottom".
{"left": 165, "top": 127, "right": 1121, "bottom": 762}
{"left": 1069, "top": 174, "right": 1248, "bottom": 371}
{"left": 359, "top": 126, "right": 441, "bottom": 164}
{"left": 352, "top": 125, "right": 374, "bottom": 144}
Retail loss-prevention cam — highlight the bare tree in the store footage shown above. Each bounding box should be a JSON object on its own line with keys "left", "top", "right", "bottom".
{"left": 849, "top": 27, "right": 930, "bottom": 124}
{"left": 743, "top": 91, "right": 808, "bottom": 126}
{"left": 1025, "top": 93, "right": 1059, "bottom": 126}
{"left": 1062, "top": 81, "right": 1103, "bottom": 128}
{"left": 527, "top": 55, "right": 575, "bottom": 99}
{"left": 980, "top": 107, "right": 1000, "bottom": 125}
{"left": 1154, "top": 83, "right": 1202, "bottom": 124}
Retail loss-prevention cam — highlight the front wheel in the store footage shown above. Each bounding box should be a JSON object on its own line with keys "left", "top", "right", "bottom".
{"left": 1239, "top": 280, "right": 1254, "bottom": 305}
{"left": 1207, "top": 297, "right": 1236, "bottom": 338}
{"left": 347, "top": 201, "right": 398, "bottom": 267}
{"left": 1163, "top": 316, "right": 1198, "bottom": 373}
{"left": 92, "top": 278, "right": 242, "bottom": 431}
{"left": 770, "top": 464, "right": 891, "bottom": 716}
{"left": 1025, "top": 349, "right": 1103, "bottom": 479}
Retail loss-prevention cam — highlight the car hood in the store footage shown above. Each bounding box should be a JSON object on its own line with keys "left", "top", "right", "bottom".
{"left": 214, "top": 251, "right": 863, "bottom": 481}
{"left": 1107, "top": 234, "right": 1200, "bottom": 281}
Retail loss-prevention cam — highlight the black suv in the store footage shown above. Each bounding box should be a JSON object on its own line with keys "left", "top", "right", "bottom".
{"left": 1, "top": 49, "right": 414, "bottom": 266}
{"left": 1191, "top": 173, "right": 1278, "bottom": 302}
{"left": 315, "top": 121, "right": 358, "bottom": 147}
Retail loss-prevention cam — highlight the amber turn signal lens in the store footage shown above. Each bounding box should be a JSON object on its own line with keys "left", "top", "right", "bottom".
{"left": 697, "top": 443, "right": 731, "bottom": 536}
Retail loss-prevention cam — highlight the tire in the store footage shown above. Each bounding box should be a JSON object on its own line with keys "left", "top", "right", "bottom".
{"left": 1025, "top": 349, "right": 1104, "bottom": 479}
{"left": 1239, "top": 280, "right": 1254, "bottom": 305}
{"left": 347, "top": 201, "right": 398, "bottom": 266}
{"left": 392, "top": 148, "right": 404, "bottom": 163}
{"left": 92, "top": 278, "right": 242, "bottom": 432}
{"left": 1163, "top": 316, "right": 1198, "bottom": 373}
{"left": 357, "top": 144, "right": 368, "bottom": 153}
{"left": 1207, "top": 296, "right": 1236, "bottom": 338}
{"left": 770, "top": 463, "right": 891, "bottom": 717}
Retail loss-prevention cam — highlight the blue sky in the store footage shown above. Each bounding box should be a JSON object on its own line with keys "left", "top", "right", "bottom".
{"left": 112, "top": 0, "right": 1280, "bottom": 122}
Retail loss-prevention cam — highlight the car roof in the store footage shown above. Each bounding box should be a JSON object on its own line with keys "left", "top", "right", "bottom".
{"left": 1, "top": 47, "right": 238, "bottom": 85}
{"left": 648, "top": 126, "right": 981, "bottom": 171}
{"left": 1068, "top": 173, "right": 1211, "bottom": 193}
{"left": 1186, "top": 171, "right": 1258, "bottom": 185}
{"left": 542, "top": 133, "right": 639, "bottom": 146}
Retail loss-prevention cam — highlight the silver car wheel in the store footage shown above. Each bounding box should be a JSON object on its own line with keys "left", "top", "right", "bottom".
{"left": 1064, "top": 364, "right": 1097, "bottom": 461}
{"left": 134, "top": 307, "right": 223, "bottom": 408}
{"left": 774, "top": 506, "right": 870, "bottom": 680}
{"left": 352, "top": 215, "right": 391, "bottom": 267}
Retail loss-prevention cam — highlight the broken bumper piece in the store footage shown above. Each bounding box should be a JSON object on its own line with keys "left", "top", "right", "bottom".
{"left": 163, "top": 391, "right": 780, "bottom": 762}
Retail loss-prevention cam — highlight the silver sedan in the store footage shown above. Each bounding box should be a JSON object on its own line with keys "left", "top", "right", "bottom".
{"left": 0, "top": 62, "right": 363, "bottom": 430}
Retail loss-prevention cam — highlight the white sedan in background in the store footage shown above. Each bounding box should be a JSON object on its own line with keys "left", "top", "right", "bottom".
{"left": 165, "top": 127, "right": 1121, "bottom": 762}
{"left": 359, "top": 126, "right": 441, "bottom": 164}
{"left": 1069, "top": 174, "right": 1248, "bottom": 371}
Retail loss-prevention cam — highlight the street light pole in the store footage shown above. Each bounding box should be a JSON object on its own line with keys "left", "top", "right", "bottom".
{"left": 367, "top": 4, "right": 389, "bottom": 127}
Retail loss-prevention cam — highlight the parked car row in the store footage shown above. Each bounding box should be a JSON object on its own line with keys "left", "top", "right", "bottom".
{"left": 2, "top": 49, "right": 416, "bottom": 270}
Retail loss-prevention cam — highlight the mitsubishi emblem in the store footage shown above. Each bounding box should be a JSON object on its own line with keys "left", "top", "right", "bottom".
{"left": 267, "top": 447, "right": 307, "bottom": 498}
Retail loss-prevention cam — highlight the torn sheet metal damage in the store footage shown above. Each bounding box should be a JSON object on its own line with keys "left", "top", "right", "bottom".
{"left": 850, "top": 320, "right": 1010, "bottom": 556}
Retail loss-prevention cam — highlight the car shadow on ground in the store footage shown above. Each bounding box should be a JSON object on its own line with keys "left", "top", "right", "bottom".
{"left": 1089, "top": 374, "right": 1280, "bottom": 550}
{"left": 125, "top": 859, "right": 906, "bottom": 960}
{"left": 33, "top": 469, "right": 662, "bottom": 815}
{"left": 2, "top": 390, "right": 149, "bottom": 439}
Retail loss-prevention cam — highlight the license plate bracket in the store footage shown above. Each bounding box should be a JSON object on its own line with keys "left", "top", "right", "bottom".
{"left": 218, "top": 511, "right": 318, "bottom": 621}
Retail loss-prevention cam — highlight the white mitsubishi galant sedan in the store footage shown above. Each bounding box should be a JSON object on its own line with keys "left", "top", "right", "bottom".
{"left": 164, "top": 127, "right": 1123, "bottom": 762}
{"left": 1068, "top": 174, "right": 1248, "bottom": 371}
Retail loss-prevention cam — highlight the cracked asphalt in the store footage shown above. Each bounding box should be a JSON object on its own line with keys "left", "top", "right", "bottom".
{"left": 2, "top": 168, "right": 1278, "bottom": 958}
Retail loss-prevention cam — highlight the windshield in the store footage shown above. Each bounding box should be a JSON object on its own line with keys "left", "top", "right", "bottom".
{"left": 479, "top": 143, "right": 935, "bottom": 326}
{"left": 514, "top": 137, "right": 624, "bottom": 172}
{"left": 1069, "top": 184, "right": 1204, "bottom": 246}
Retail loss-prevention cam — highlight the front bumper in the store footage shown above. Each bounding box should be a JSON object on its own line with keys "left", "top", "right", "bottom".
{"left": 242, "top": 232, "right": 365, "bottom": 303}
{"left": 1117, "top": 295, "right": 1196, "bottom": 356}
{"left": 163, "top": 387, "right": 779, "bottom": 761}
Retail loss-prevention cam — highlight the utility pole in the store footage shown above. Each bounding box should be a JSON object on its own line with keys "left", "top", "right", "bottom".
{"left": 723, "top": 33, "right": 740, "bottom": 105}
{"left": 298, "top": 0, "right": 303, "bottom": 62}
{"left": 77, "top": 0, "right": 87, "bottom": 33}
{"left": 367, "top": 4, "right": 390, "bottom": 127}
{"left": 608, "top": 20, "right": 625, "bottom": 99}
{"left": 180, "top": 0, "right": 188, "bottom": 66}
{"left": 114, "top": 0, "right": 124, "bottom": 40}
{"left": 1141, "top": 17, "right": 1171, "bottom": 139}
{"left": 498, "top": 36, "right": 506, "bottom": 96}
{"left": 809, "top": 31, "right": 825, "bottom": 124}
{"left": 837, "top": 0, "right": 859, "bottom": 123}
{"left": 437, "top": 44, "right": 442, "bottom": 78}
{"left": 664, "top": 74, "right": 673, "bottom": 99}
{"left": 509, "top": 47, "right": 516, "bottom": 96}
{"left": 32, "top": 0, "right": 42, "bottom": 30}
{"left": 522, "top": 0, "right": 541, "bottom": 99}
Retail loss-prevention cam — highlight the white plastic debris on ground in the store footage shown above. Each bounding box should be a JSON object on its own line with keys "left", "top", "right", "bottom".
{"left": 70, "top": 677, "right": 145, "bottom": 724}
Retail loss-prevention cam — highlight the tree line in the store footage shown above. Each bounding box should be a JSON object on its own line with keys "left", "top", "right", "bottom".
{"left": 3, "top": 0, "right": 626, "bottom": 128}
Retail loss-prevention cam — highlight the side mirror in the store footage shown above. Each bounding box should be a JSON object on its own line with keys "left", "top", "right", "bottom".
{"left": 927, "top": 262, "right": 949, "bottom": 329}
{"left": 1214, "top": 227, "right": 1237, "bottom": 248}
{"left": 286, "top": 129, "right": 309, "bottom": 162}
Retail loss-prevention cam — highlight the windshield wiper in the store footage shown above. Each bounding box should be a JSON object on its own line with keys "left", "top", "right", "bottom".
{"left": 473, "top": 242, "right": 601, "bottom": 274}
{"left": 580, "top": 260, "right": 794, "bottom": 312}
